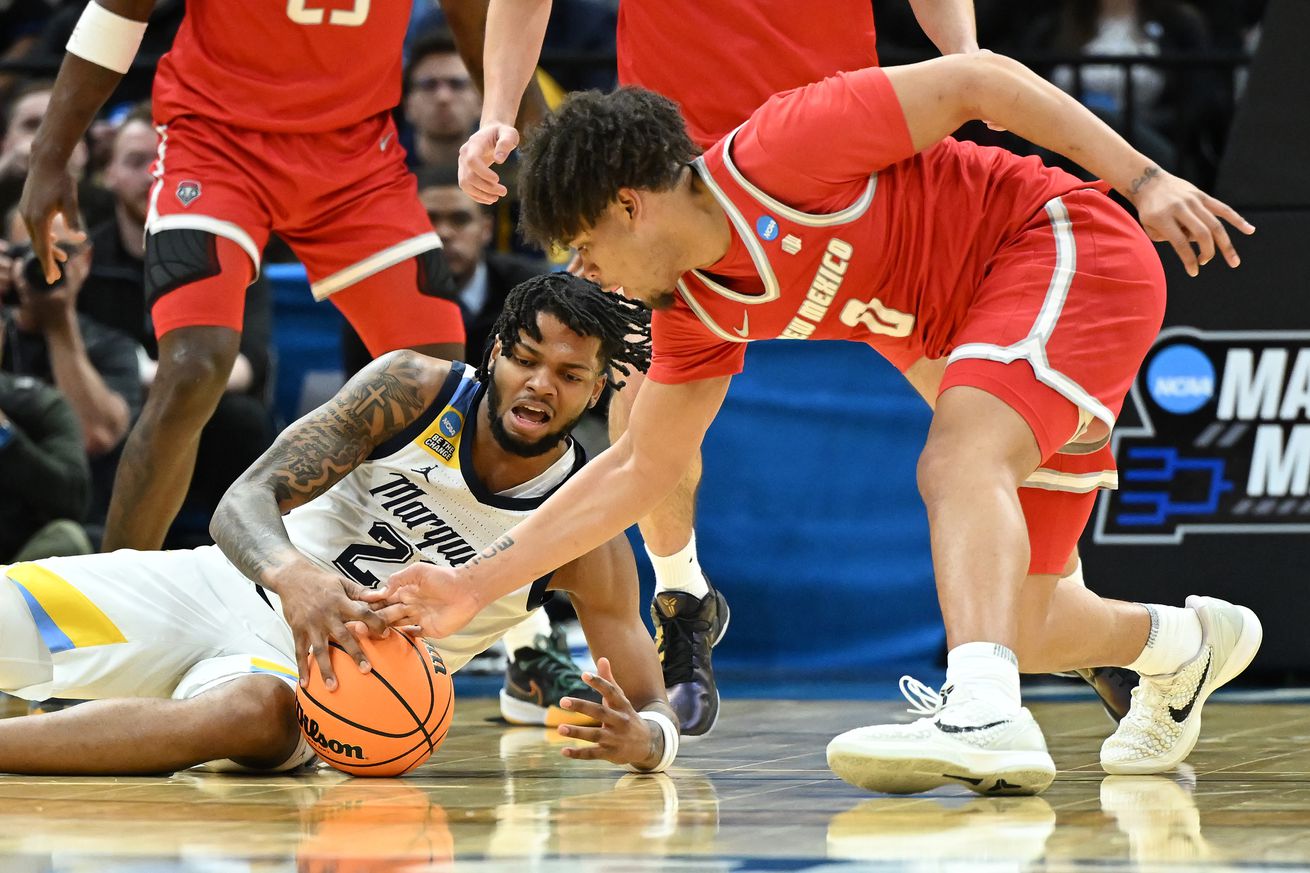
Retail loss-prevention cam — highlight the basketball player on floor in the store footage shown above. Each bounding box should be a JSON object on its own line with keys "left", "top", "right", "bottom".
{"left": 18, "top": 0, "right": 583, "bottom": 729}
{"left": 459, "top": 0, "right": 1135, "bottom": 735}
{"left": 373, "top": 54, "right": 1262, "bottom": 795}
{"left": 0, "top": 275, "right": 679, "bottom": 776}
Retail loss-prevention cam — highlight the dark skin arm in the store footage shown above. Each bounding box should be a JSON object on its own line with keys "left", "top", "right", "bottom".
{"left": 19, "top": 0, "right": 155, "bottom": 283}
{"left": 210, "top": 350, "right": 449, "bottom": 690}
{"left": 547, "top": 534, "right": 676, "bottom": 771}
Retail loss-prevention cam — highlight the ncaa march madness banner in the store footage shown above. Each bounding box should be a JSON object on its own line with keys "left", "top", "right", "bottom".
{"left": 1095, "top": 327, "right": 1310, "bottom": 544}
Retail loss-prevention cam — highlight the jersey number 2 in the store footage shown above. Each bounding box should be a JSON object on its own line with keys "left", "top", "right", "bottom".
{"left": 333, "top": 521, "right": 414, "bottom": 587}
{"left": 287, "top": 0, "right": 369, "bottom": 26}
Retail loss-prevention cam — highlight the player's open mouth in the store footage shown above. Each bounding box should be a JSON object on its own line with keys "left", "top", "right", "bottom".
{"left": 510, "top": 402, "right": 552, "bottom": 429}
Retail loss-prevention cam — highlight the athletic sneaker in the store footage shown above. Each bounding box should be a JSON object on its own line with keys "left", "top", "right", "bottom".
{"left": 826, "top": 677, "right": 1056, "bottom": 796}
{"left": 1076, "top": 666, "right": 1139, "bottom": 723}
{"left": 499, "top": 628, "right": 602, "bottom": 727}
{"left": 651, "top": 580, "right": 729, "bottom": 737}
{"left": 1101, "top": 596, "right": 1262, "bottom": 775}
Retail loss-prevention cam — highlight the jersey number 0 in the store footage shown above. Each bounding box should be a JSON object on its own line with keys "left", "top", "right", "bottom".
{"left": 287, "top": 0, "right": 369, "bottom": 26}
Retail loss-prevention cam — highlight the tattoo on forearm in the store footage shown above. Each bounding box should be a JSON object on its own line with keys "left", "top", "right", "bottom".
{"left": 211, "top": 352, "right": 431, "bottom": 582}
{"left": 464, "top": 535, "right": 515, "bottom": 567}
{"left": 1130, "top": 165, "right": 1162, "bottom": 195}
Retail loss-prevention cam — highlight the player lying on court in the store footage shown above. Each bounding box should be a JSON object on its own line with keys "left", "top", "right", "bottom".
{"left": 0, "top": 274, "right": 680, "bottom": 776}
{"left": 366, "top": 52, "right": 1263, "bottom": 796}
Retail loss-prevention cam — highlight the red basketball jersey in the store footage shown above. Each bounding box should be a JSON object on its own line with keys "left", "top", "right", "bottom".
{"left": 647, "top": 69, "right": 1107, "bottom": 384}
{"left": 616, "top": 0, "right": 878, "bottom": 148}
{"left": 152, "top": 0, "right": 410, "bottom": 133}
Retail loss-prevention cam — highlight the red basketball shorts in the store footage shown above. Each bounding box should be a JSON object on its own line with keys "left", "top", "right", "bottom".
{"left": 939, "top": 189, "right": 1167, "bottom": 574}
{"left": 145, "top": 112, "right": 463, "bottom": 351}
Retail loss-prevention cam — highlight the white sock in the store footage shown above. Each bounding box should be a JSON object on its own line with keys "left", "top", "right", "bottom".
{"left": 944, "top": 642, "right": 1023, "bottom": 712}
{"left": 1127, "top": 604, "right": 1203, "bottom": 676}
{"left": 502, "top": 609, "right": 552, "bottom": 661}
{"left": 647, "top": 532, "right": 709, "bottom": 598}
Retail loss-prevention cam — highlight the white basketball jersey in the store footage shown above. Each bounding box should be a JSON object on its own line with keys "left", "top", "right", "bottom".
{"left": 282, "top": 362, "right": 586, "bottom": 671}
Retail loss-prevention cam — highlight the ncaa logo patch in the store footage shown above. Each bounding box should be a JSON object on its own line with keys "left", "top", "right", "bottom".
{"left": 175, "top": 180, "right": 202, "bottom": 207}
{"left": 755, "top": 215, "right": 779, "bottom": 241}
{"left": 1147, "top": 344, "right": 1215, "bottom": 414}
{"left": 438, "top": 409, "right": 464, "bottom": 438}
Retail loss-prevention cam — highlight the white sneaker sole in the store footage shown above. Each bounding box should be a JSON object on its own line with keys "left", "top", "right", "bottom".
{"left": 826, "top": 736, "right": 1056, "bottom": 796}
{"left": 499, "top": 689, "right": 599, "bottom": 728}
{"left": 1102, "top": 602, "right": 1263, "bottom": 775}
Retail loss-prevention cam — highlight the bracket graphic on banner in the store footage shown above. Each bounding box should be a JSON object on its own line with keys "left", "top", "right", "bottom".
{"left": 1095, "top": 326, "right": 1310, "bottom": 545}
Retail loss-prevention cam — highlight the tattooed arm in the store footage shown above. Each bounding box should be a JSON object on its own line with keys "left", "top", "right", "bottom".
{"left": 211, "top": 350, "right": 449, "bottom": 688}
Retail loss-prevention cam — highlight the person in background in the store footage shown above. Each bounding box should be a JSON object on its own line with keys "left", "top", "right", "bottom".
{"left": 3, "top": 210, "right": 142, "bottom": 541}
{"left": 403, "top": 30, "right": 485, "bottom": 170}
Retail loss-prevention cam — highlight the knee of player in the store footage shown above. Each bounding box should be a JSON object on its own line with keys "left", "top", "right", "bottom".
{"left": 211, "top": 676, "right": 301, "bottom": 757}
{"left": 152, "top": 329, "right": 242, "bottom": 406}
{"left": 915, "top": 442, "right": 960, "bottom": 505}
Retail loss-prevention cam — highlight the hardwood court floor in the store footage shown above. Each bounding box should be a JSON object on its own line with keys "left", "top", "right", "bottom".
{"left": 1, "top": 697, "right": 1309, "bottom": 871}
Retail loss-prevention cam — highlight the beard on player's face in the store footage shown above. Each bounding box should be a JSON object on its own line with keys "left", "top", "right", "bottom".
{"left": 485, "top": 364, "right": 588, "bottom": 458}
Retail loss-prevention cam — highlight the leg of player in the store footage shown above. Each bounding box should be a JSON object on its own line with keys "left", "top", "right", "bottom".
{"left": 102, "top": 326, "right": 241, "bottom": 551}
{"left": 608, "top": 369, "right": 728, "bottom": 738}
{"left": 828, "top": 385, "right": 1057, "bottom": 796}
{"left": 905, "top": 357, "right": 1135, "bottom": 719}
{"left": 329, "top": 257, "right": 465, "bottom": 365}
{"left": 1011, "top": 563, "right": 1262, "bottom": 775}
{"left": 102, "top": 233, "right": 254, "bottom": 552}
{"left": 0, "top": 675, "right": 300, "bottom": 775}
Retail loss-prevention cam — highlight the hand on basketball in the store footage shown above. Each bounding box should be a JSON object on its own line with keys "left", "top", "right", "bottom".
{"left": 361, "top": 562, "right": 482, "bottom": 639}
{"left": 17, "top": 159, "right": 87, "bottom": 285}
{"left": 1129, "top": 171, "right": 1255, "bottom": 278}
{"left": 458, "top": 122, "right": 519, "bottom": 205}
{"left": 275, "top": 564, "right": 391, "bottom": 692}
{"left": 556, "top": 658, "right": 663, "bottom": 769}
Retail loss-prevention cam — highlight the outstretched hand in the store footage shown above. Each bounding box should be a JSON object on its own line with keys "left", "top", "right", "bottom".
{"left": 458, "top": 123, "right": 520, "bottom": 205}
{"left": 556, "top": 657, "right": 663, "bottom": 769}
{"left": 1129, "top": 169, "right": 1255, "bottom": 278}
{"left": 359, "top": 562, "right": 482, "bottom": 639}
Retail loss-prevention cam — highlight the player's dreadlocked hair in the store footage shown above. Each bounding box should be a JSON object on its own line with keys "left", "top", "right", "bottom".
{"left": 519, "top": 87, "right": 699, "bottom": 250}
{"left": 476, "top": 272, "right": 651, "bottom": 390}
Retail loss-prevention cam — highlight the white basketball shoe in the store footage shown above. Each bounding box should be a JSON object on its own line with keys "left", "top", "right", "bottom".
{"left": 1101, "top": 596, "right": 1262, "bottom": 775}
{"left": 826, "top": 677, "right": 1056, "bottom": 796}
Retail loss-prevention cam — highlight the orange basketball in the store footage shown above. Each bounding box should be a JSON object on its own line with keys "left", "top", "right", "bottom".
{"left": 296, "top": 631, "right": 453, "bottom": 777}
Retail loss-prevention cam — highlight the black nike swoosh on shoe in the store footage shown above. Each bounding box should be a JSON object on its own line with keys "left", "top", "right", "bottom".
{"left": 1169, "top": 650, "right": 1212, "bottom": 724}
{"left": 942, "top": 772, "right": 983, "bottom": 785}
{"left": 935, "top": 720, "right": 1007, "bottom": 734}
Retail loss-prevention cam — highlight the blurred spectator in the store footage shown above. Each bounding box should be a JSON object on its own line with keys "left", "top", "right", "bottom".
{"left": 0, "top": 0, "right": 57, "bottom": 106}
{"left": 78, "top": 106, "right": 276, "bottom": 547}
{"left": 0, "top": 79, "right": 88, "bottom": 188}
{"left": 1021, "top": 0, "right": 1216, "bottom": 176}
{"left": 0, "top": 285, "right": 92, "bottom": 563}
{"left": 403, "top": 30, "right": 483, "bottom": 169}
{"left": 2, "top": 210, "right": 142, "bottom": 541}
{"left": 27, "top": 0, "right": 186, "bottom": 109}
{"left": 343, "top": 163, "right": 544, "bottom": 374}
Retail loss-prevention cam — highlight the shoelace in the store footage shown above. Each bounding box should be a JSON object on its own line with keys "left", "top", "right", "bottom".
{"left": 524, "top": 639, "right": 592, "bottom": 695}
{"left": 899, "top": 675, "right": 944, "bottom": 717}
{"left": 656, "top": 611, "right": 713, "bottom": 687}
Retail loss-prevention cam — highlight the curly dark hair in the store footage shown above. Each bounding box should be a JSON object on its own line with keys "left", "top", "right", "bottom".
{"left": 477, "top": 272, "right": 651, "bottom": 390}
{"left": 518, "top": 87, "right": 699, "bottom": 250}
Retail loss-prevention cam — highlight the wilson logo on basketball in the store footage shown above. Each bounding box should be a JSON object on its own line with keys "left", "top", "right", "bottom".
{"left": 297, "top": 703, "right": 365, "bottom": 760}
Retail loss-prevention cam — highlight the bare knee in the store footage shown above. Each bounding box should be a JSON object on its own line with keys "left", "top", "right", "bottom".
{"left": 212, "top": 677, "right": 301, "bottom": 768}
{"left": 150, "top": 327, "right": 241, "bottom": 419}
